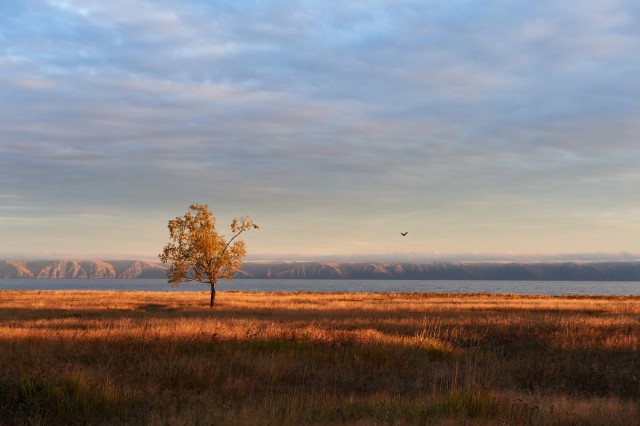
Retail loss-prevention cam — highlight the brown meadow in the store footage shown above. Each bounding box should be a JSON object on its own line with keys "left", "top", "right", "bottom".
{"left": 1, "top": 290, "right": 639, "bottom": 425}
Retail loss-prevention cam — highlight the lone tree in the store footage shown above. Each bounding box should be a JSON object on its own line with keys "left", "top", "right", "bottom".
{"left": 159, "top": 204, "right": 258, "bottom": 307}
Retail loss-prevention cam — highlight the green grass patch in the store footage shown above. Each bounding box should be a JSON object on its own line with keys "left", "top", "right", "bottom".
{"left": 426, "top": 389, "right": 499, "bottom": 418}
{"left": 0, "top": 372, "right": 130, "bottom": 425}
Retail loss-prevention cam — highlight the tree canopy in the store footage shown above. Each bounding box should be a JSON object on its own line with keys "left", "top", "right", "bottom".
{"left": 159, "top": 204, "right": 258, "bottom": 307}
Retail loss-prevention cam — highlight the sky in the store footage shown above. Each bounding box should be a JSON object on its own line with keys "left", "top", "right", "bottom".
{"left": 2, "top": 0, "right": 640, "bottom": 262}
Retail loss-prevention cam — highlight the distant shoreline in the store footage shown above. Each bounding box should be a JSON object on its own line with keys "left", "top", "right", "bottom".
{"left": 3, "top": 259, "right": 640, "bottom": 281}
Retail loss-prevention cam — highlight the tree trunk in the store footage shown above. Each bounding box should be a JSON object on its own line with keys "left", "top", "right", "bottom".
{"left": 209, "top": 281, "right": 217, "bottom": 307}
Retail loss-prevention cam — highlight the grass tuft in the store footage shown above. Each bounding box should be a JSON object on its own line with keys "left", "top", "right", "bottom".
{"left": 427, "top": 389, "right": 499, "bottom": 418}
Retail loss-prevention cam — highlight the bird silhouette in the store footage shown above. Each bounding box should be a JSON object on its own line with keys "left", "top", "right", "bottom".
{"left": 401, "top": 232, "right": 408, "bottom": 236}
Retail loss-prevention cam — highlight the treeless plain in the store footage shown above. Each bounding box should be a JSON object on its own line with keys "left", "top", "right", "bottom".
{"left": 1, "top": 290, "right": 639, "bottom": 425}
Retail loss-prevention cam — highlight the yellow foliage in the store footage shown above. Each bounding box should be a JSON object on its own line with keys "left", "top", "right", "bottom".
{"left": 159, "top": 204, "right": 258, "bottom": 306}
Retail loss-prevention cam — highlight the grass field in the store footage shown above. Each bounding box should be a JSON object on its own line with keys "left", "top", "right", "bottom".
{"left": 1, "top": 290, "right": 639, "bottom": 425}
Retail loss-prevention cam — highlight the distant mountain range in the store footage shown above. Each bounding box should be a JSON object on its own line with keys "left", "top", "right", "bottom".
{"left": 2, "top": 259, "right": 640, "bottom": 281}
{"left": 0, "top": 260, "right": 167, "bottom": 279}
{"left": 237, "top": 261, "right": 640, "bottom": 281}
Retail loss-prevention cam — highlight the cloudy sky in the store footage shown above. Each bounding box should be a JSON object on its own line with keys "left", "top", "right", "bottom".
{"left": 2, "top": 0, "right": 640, "bottom": 261}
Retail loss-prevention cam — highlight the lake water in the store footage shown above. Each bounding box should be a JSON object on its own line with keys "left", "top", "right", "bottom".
{"left": 1, "top": 279, "right": 639, "bottom": 296}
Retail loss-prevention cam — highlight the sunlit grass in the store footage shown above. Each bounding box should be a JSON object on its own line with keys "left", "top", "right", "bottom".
{"left": 1, "top": 290, "right": 639, "bottom": 425}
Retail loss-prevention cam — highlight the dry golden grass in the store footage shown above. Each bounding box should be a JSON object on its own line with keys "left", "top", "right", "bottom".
{"left": 1, "top": 290, "right": 639, "bottom": 425}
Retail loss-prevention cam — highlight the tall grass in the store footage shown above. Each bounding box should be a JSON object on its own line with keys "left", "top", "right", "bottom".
{"left": 1, "top": 290, "right": 639, "bottom": 424}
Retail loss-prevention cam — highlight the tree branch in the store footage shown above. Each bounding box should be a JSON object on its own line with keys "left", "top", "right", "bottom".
{"left": 221, "top": 229, "right": 245, "bottom": 257}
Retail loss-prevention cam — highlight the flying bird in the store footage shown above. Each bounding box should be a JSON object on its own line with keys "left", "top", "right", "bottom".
{"left": 401, "top": 232, "right": 408, "bottom": 236}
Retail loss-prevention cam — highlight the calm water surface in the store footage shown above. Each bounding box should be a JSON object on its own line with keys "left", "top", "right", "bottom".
{"left": 1, "top": 279, "right": 639, "bottom": 296}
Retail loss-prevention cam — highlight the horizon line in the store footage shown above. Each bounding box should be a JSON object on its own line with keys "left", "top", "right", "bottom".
{"left": 2, "top": 253, "right": 640, "bottom": 264}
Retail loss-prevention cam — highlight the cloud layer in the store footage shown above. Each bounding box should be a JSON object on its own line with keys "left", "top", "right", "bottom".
{"left": 2, "top": 0, "right": 640, "bottom": 259}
